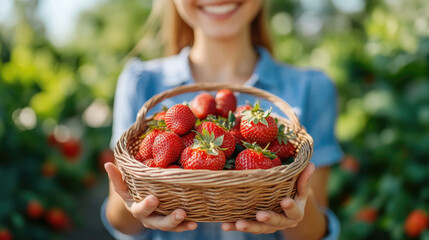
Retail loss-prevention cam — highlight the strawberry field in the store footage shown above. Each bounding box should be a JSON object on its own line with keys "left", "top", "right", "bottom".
{"left": 1, "top": 0, "right": 429, "bottom": 239}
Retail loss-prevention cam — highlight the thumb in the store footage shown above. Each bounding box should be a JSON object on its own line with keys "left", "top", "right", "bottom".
{"left": 105, "top": 162, "right": 133, "bottom": 203}
{"left": 295, "top": 162, "right": 315, "bottom": 202}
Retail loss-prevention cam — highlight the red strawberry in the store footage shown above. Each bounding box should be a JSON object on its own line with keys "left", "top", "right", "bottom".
{"left": 0, "top": 229, "right": 12, "bottom": 240}
{"left": 167, "top": 164, "right": 181, "bottom": 168}
{"left": 355, "top": 207, "right": 378, "bottom": 223}
{"left": 405, "top": 210, "right": 429, "bottom": 238}
{"left": 154, "top": 111, "right": 166, "bottom": 120}
{"left": 271, "top": 157, "right": 281, "bottom": 167}
{"left": 135, "top": 129, "right": 163, "bottom": 162}
{"left": 27, "top": 200, "right": 44, "bottom": 219}
{"left": 240, "top": 104, "right": 277, "bottom": 146}
{"left": 235, "top": 142, "right": 278, "bottom": 170}
{"left": 181, "top": 130, "right": 226, "bottom": 170}
{"left": 190, "top": 92, "right": 218, "bottom": 119}
{"left": 229, "top": 121, "right": 245, "bottom": 147}
{"left": 215, "top": 89, "right": 237, "bottom": 118}
{"left": 268, "top": 124, "right": 296, "bottom": 160}
{"left": 142, "top": 158, "right": 157, "bottom": 167}
{"left": 234, "top": 104, "right": 252, "bottom": 119}
{"left": 340, "top": 155, "right": 360, "bottom": 173}
{"left": 197, "top": 121, "right": 235, "bottom": 158}
{"left": 179, "top": 146, "right": 194, "bottom": 166}
{"left": 46, "top": 208, "right": 70, "bottom": 230}
{"left": 181, "top": 131, "right": 196, "bottom": 147}
{"left": 152, "top": 132, "right": 185, "bottom": 168}
{"left": 165, "top": 104, "right": 196, "bottom": 135}
{"left": 60, "top": 138, "right": 82, "bottom": 160}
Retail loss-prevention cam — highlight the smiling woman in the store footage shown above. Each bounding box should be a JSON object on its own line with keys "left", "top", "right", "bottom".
{"left": 103, "top": 0, "right": 343, "bottom": 239}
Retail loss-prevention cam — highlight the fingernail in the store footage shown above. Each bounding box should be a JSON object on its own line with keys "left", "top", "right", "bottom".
{"left": 189, "top": 222, "right": 197, "bottom": 229}
{"left": 175, "top": 214, "right": 185, "bottom": 221}
{"left": 148, "top": 197, "right": 156, "bottom": 207}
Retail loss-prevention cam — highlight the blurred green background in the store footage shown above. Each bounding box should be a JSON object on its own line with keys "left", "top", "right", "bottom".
{"left": 1, "top": 0, "right": 429, "bottom": 239}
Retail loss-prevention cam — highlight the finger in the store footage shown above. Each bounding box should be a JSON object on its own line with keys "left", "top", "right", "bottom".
{"left": 221, "top": 222, "right": 237, "bottom": 231}
{"left": 173, "top": 221, "right": 198, "bottom": 232}
{"left": 235, "top": 220, "right": 276, "bottom": 234}
{"left": 130, "top": 195, "right": 159, "bottom": 218}
{"left": 105, "top": 163, "right": 131, "bottom": 201}
{"left": 256, "top": 211, "right": 289, "bottom": 227}
{"left": 144, "top": 209, "right": 187, "bottom": 231}
{"left": 281, "top": 198, "right": 303, "bottom": 221}
{"left": 296, "top": 162, "right": 315, "bottom": 201}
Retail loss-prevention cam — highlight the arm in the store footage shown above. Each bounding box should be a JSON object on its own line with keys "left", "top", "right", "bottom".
{"left": 281, "top": 166, "right": 331, "bottom": 240}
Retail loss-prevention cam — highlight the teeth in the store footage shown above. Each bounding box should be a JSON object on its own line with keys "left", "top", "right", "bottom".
{"left": 203, "top": 3, "right": 238, "bottom": 15}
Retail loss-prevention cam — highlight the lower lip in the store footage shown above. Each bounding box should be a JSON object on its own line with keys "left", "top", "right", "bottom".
{"left": 199, "top": 5, "right": 241, "bottom": 20}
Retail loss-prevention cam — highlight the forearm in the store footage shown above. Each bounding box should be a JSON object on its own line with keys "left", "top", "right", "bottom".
{"left": 105, "top": 183, "right": 145, "bottom": 234}
{"left": 281, "top": 190, "right": 326, "bottom": 240}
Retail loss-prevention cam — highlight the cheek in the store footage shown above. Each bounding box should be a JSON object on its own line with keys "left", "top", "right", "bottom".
{"left": 173, "top": 0, "right": 198, "bottom": 28}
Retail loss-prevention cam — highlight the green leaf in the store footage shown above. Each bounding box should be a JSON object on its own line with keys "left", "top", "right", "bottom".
{"left": 213, "top": 135, "right": 224, "bottom": 146}
{"left": 260, "top": 118, "right": 268, "bottom": 126}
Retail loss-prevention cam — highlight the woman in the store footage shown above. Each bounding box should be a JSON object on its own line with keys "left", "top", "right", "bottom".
{"left": 103, "top": 0, "right": 342, "bottom": 239}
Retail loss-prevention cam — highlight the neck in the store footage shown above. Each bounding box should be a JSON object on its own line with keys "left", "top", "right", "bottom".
{"left": 189, "top": 28, "right": 258, "bottom": 84}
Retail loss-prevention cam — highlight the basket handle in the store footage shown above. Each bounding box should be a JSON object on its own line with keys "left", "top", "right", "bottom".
{"left": 130, "top": 83, "right": 302, "bottom": 136}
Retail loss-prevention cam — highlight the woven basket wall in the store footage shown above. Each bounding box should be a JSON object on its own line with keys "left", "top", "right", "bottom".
{"left": 114, "top": 83, "right": 313, "bottom": 222}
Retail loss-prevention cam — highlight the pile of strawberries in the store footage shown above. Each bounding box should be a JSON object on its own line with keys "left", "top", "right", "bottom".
{"left": 134, "top": 89, "right": 297, "bottom": 170}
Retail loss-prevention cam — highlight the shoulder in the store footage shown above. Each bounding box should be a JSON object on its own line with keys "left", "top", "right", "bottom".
{"left": 119, "top": 54, "right": 184, "bottom": 86}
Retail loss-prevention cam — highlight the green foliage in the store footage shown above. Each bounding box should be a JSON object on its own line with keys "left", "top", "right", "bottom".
{"left": 1, "top": 0, "right": 428, "bottom": 239}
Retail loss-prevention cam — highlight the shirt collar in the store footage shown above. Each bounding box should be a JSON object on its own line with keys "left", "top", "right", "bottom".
{"left": 162, "top": 46, "right": 278, "bottom": 88}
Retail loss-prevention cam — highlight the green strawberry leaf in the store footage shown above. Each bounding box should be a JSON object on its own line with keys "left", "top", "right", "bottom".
{"left": 213, "top": 135, "right": 224, "bottom": 146}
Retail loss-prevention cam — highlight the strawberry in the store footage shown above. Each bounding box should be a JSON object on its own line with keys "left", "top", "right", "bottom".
{"left": 271, "top": 156, "right": 281, "bottom": 167}
{"left": 354, "top": 207, "right": 378, "bottom": 223}
{"left": 181, "top": 131, "right": 196, "bottom": 148}
{"left": 60, "top": 138, "right": 82, "bottom": 161}
{"left": 153, "top": 106, "right": 169, "bottom": 120}
{"left": 167, "top": 164, "right": 181, "bottom": 169}
{"left": 197, "top": 121, "right": 235, "bottom": 158}
{"left": 152, "top": 132, "right": 185, "bottom": 168}
{"left": 190, "top": 92, "right": 218, "bottom": 120}
{"left": 165, "top": 104, "right": 196, "bottom": 135}
{"left": 135, "top": 129, "right": 163, "bottom": 162}
{"left": 46, "top": 208, "right": 70, "bottom": 230}
{"left": 215, "top": 89, "right": 237, "bottom": 118}
{"left": 240, "top": 103, "right": 278, "bottom": 146}
{"left": 181, "top": 129, "right": 226, "bottom": 170}
{"left": 234, "top": 104, "right": 252, "bottom": 119}
{"left": 142, "top": 158, "right": 157, "bottom": 167}
{"left": 27, "top": 200, "right": 44, "bottom": 219}
{"left": 229, "top": 121, "right": 245, "bottom": 147}
{"left": 154, "top": 111, "right": 166, "bottom": 120}
{"left": 235, "top": 142, "right": 278, "bottom": 170}
{"left": 405, "top": 210, "right": 429, "bottom": 238}
{"left": 0, "top": 229, "right": 12, "bottom": 240}
{"left": 267, "top": 124, "right": 296, "bottom": 160}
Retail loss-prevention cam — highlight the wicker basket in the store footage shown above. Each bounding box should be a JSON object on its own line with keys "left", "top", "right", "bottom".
{"left": 114, "top": 83, "right": 313, "bottom": 222}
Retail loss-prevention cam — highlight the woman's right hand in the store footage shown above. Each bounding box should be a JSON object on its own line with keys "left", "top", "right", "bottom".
{"left": 104, "top": 162, "right": 198, "bottom": 232}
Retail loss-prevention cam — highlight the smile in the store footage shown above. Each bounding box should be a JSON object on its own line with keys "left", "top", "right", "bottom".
{"left": 199, "top": 2, "right": 241, "bottom": 18}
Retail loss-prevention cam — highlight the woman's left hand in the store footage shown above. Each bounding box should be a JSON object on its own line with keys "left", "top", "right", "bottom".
{"left": 221, "top": 162, "right": 316, "bottom": 234}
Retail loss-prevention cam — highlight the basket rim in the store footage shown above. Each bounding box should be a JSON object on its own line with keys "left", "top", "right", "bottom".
{"left": 113, "top": 83, "right": 314, "bottom": 187}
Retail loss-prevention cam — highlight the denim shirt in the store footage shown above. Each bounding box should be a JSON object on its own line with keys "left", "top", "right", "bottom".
{"left": 104, "top": 47, "right": 342, "bottom": 240}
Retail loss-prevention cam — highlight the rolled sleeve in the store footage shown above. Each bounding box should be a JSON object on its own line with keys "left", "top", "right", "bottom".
{"left": 100, "top": 198, "right": 150, "bottom": 240}
{"left": 304, "top": 72, "right": 343, "bottom": 168}
{"left": 321, "top": 208, "right": 341, "bottom": 240}
{"left": 110, "top": 59, "right": 144, "bottom": 150}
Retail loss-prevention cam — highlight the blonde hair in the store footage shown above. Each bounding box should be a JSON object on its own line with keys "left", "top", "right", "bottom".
{"left": 127, "top": 0, "right": 273, "bottom": 59}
